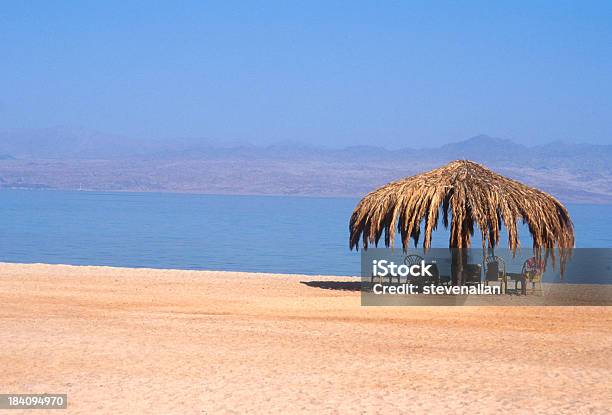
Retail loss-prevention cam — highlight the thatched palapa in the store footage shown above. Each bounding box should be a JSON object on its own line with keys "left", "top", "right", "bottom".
{"left": 349, "top": 160, "right": 574, "bottom": 274}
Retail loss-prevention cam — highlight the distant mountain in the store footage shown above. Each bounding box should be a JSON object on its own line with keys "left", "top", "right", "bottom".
{"left": 0, "top": 128, "right": 611, "bottom": 203}
{"left": 1, "top": 127, "right": 608, "bottom": 166}
{"left": 437, "top": 134, "right": 527, "bottom": 162}
{"left": 0, "top": 126, "right": 155, "bottom": 159}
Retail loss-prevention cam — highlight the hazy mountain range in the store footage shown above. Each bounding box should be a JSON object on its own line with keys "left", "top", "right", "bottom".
{"left": 1, "top": 127, "right": 611, "bottom": 203}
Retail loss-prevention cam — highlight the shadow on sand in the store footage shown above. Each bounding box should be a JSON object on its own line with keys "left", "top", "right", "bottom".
{"left": 300, "top": 281, "right": 362, "bottom": 292}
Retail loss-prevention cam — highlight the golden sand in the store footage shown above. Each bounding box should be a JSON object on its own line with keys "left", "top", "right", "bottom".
{"left": 1, "top": 263, "right": 611, "bottom": 414}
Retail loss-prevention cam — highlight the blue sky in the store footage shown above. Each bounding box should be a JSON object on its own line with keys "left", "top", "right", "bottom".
{"left": 1, "top": 1, "right": 611, "bottom": 147}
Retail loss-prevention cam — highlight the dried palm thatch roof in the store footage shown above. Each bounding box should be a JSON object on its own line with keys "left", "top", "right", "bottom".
{"left": 349, "top": 160, "right": 574, "bottom": 268}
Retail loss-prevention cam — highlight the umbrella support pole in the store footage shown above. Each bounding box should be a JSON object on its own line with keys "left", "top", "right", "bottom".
{"left": 451, "top": 248, "right": 467, "bottom": 286}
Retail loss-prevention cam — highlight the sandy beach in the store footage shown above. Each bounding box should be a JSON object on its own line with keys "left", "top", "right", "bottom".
{"left": 1, "top": 263, "right": 611, "bottom": 414}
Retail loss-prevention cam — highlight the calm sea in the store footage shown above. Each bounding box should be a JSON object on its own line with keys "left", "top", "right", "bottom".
{"left": 1, "top": 189, "right": 611, "bottom": 276}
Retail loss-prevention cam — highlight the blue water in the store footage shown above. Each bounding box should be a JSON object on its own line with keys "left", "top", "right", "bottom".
{"left": 1, "top": 189, "right": 611, "bottom": 276}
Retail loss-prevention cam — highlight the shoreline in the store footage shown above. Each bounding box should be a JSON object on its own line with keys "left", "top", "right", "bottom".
{"left": 1, "top": 262, "right": 611, "bottom": 414}
{"left": 0, "top": 186, "right": 364, "bottom": 200}
{"left": 3, "top": 186, "right": 612, "bottom": 205}
{"left": 0, "top": 261, "right": 349, "bottom": 278}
